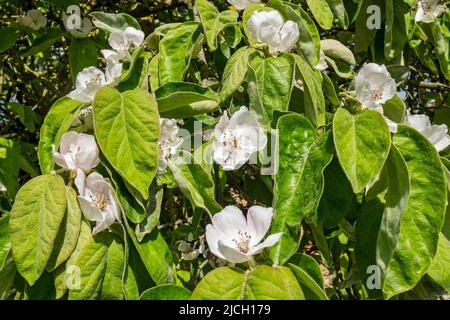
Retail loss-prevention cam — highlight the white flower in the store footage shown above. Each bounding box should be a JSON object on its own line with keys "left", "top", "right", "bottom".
{"left": 213, "top": 107, "right": 267, "bottom": 171}
{"left": 226, "top": 0, "right": 260, "bottom": 10}
{"left": 108, "top": 27, "right": 144, "bottom": 61}
{"left": 315, "top": 51, "right": 328, "bottom": 71}
{"left": 17, "top": 9, "right": 47, "bottom": 31}
{"left": 0, "top": 182, "right": 6, "bottom": 193}
{"left": 67, "top": 67, "right": 107, "bottom": 103}
{"left": 248, "top": 10, "right": 299, "bottom": 53}
{"left": 53, "top": 131, "right": 99, "bottom": 172}
{"left": 158, "top": 118, "right": 183, "bottom": 175}
{"left": 101, "top": 50, "right": 123, "bottom": 86}
{"left": 415, "top": 0, "right": 447, "bottom": 23}
{"left": 355, "top": 63, "right": 398, "bottom": 133}
{"left": 75, "top": 171, "right": 121, "bottom": 234}
{"left": 205, "top": 205, "right": 282, "bottom": 263}
{"left": 406, "top": 112, "right": 450, "bottom": 152}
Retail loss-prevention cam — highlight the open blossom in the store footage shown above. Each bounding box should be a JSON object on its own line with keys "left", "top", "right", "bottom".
{"left": 248, "top": 10, "right": 299, "bottom": 53}
{"left": 415, "top": 0, "right": 447, "bottom": 23}
{"left": 158, "top": 118, "right": 183, "bottom": 175}
{"left": 226, "top": 0, "right": 260, "bottom": 10}
{"left": 213, "top": 107, "right": 267, "bottom": 171}
{"left": 53, "top": 131, "right": 99, "bottom": 172}
{"left": 206, "top": 206, "right": 282, "bottom": 263}
{"left": 355, "top": 63, "right": 398, "bottom": 132}
{"left": 406, "top": 112, "right": 450, "bottom": 152}
{"left": 63, "top": 5, "right": 93, "bottom": 38}
{"left": 17, "top": 9, "right": 47, "bottom": 31}
{"left": 108, "top": 27, "right": 144, "bottom": 61}
{"left": 75, "top": 171, "right": 121, "bottom": 234}
{"left": 68, "top": 56, "right": 121, "bottom": 103}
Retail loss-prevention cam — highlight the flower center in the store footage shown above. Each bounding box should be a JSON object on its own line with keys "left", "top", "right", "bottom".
{"left": 369, "top": 89, "right": 383, "bottom": 102}
{"left": 232, "top": 231, "right": 251, "bottom": 254}
{"left": 92, "top": 192, "right": 109, "bottom": 211}
{"left": 421, "top": 1, "right": 432, "bottom": 11}
{"left": 86, "top": 74, "right": 103, "bottom": 86}
{"left": 223, "top": 131, "right": 240, "bottom": 150}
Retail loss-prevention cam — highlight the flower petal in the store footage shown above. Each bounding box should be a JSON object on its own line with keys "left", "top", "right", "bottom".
{"left": 78, "top": 196, "right": 103, "bottom": 222}
{"left": 247, "top": 232, "right": 283, "bottom": 256}
{"left": 218, "top": 240, "right": 249, "bottom": 263}
{"left": 278, "top": 20, "right": 299, "bottom": 52}
{"left": 74, "top": 168, "right": 86, "bottom": 197}
{"left": 211, "top": 206, "right": 247, "bottom": 242}
{"left": 407, "top": 114, "right": 431, "bottom": 133}
{"left": 205, "top": 224, "right": 226, "bottom": 260}
{"left": 246, "top": 206, "right": 274, "bottom": 247}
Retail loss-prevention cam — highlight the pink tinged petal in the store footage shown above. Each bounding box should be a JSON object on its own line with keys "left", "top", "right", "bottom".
{"left": 59, "top": 131, "right": 79, "bottom": 154}
{"left": 211, "top": 206, "right": 247, "bottom": 242}
{"left": 379, "top": 79, "right": 397, "bottom": 104}
{"left": 206, "top": 224, "right": 226, "bottom": 260}
{"left": 407, "top": 114, "right": 431, "bottom": 133}
{"left": 74, "top": 169, "right": 86, "bottom": 197}
{"left": 247, "top": 232, "right": 283, "bottom": 256}
{"left": 217, "top": 241, "right": 250, "bottom": 263}
{"left": 124, "top": 27, "right": 144, "bottom": 47}
{"left": 73, "top": 133, "right": 100, "bottom": 171}
{"left": 52, "top": 147, "right": 71, "bottom": 170}
{"left": 78, "top": 196, "right": 103, "bottom": 222}
{"left": 246, "top": 206, "right": 274, "bottom": 247}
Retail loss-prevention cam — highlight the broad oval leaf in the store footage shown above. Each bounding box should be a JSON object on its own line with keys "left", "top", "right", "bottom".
{"left": 220, "top": 47, "right": 255, "bottom": 99}
{"left": 46, "top": 186, "right": 82, "bottom": 271}
{"left": 139, "top": 284, "right": 192, "bottom": 300}
{"left": 269, "top": 115, "right": 333, "bottom": 265}
{"left": 333, "top": 108, "right": 391, "bottom": 193}
{"left": 158, "top": 22, "right": 201, "bottom": 86}
{"left": 305, "top": 0, "right": 334, "bottom": 30}
{"left": 383, "top": 125, "right": 447, "bottom": 298}
{"left": 9, "top": 174, "right": 67, "bottom": 285}
{"left": 93, "top": 87, "right": 160, "bottom": 200}
{"left": 248, "top": 53, "right": 295, "bottom": 125}
{"left": 38, "top": 97, "right": 83, "bottom": 174}
{"left": 192, "top": 266, "right": 304, "bottom": 300}
{"left": 69, "top": 38, "right": 98, "bottom": 80}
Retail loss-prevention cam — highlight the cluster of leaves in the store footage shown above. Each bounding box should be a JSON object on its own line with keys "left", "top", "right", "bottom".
{"left": 0, "top": 0, "right": 449, "bottom": 300}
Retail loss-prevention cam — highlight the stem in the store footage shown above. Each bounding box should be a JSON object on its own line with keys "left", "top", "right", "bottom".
{"left": 248, "top": 256, "right": 257, "bottom": 269}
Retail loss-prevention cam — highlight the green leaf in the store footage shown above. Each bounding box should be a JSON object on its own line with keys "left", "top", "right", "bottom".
{"left": 46, "top": 186, "right": 82, "bottom": 271}
{"left": 136, "top": 186, "right": 163, "bottom": 242}
{"left": 383, "top": 96, "right": 406, "bottom": 124}
{"left": 158, "top": 22, "right": 201, "bottom": 86}
{"left": 292, "top": 54, "right": 326, "bottom": 128}
{"left": 354, "top": 0, "right": 385, "bottom": 53}
{"left": 355, "top": 198, "right": 384, "bottom": 298}
{"left": 25, "top": 270, "right": 56, "bottom": 300}
{"left": 0, "top": 27, "right": 20, "bottom": 53}
{"left": 220, "top": 47, "right": 255, "bottom": 99}
{"left": 168, "top": 151, "right": 222, "bottom": 216}
{"left": 333, "top": 108, "right": 391, "bottom": 193}
{"left": 69, "top": 38, "right": 98, "bottom": 80}
{"left": 427, "top": 233, "right": 450, "bottom": 291}
{"left": 124, "top": 216, "right": 174, "bottom": 285}
{"left": 248, "top": 53, "right": 295, "bottom": 125}
{"left": 270, "top": 115, "right": 333, "bottom": 265}
{"left": 384, "top": 0, "right": 408, "bottom": 61}
{"left": 326, "top": 0, "right": 349, "bottom": 29}
{"left": 156, "top": 82, "right": 220, "bottom": 118}
{"left": 117, "top": 53, "right": 149, "bottom": 91}
{"left": 306, "top": 0, "right": 334, "bottom": 30}
{"left": 19, "top": 27, "right": 63, "bottom": 57}
{"left": 318, "top": 158, "right": 354, "bottom": 228}
{"left": 0, "top": 251, "right": 16, "bottom": 300}
{"left": 38, "top": 97, "right": 83, "bottom": 174}
{"left": 139, "top": 285, "right": 192, "bottom": 300}
{"left": 375, "top": 145, "right": 410, "bottom": 277}
{"left": 383, "top": 124, "right": 447, "bottom": 298}
{"left": 268, "top": 0, "right": 320, "bottom": 66}
{"left": 9, "top": 174, "right": 67, "bottom": 285}
{"left": 67, "top": 232, "right": 125, "bottom": 300}
{"left": 196, "top": 0, "right": 238, "bottom": 50}
{"left": 0, "top": 215, "right": 10, "bottom": 267}
{"left": 287, "top": 253, "right": 327, "bottom": 300}
{"left": 100, "top": 234, "right": 125, "bottom": 300}
{"left": 93, "top": 87, "right": 160, "bottom": 200}
{"left": 90, "top": 12, "right": 141, "bottom": 33}
{"left": 192, "top": 266, "right": 304, "bottom": 300}
{"left": 320, "top": 39, "right": 355, "bottom": 65}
